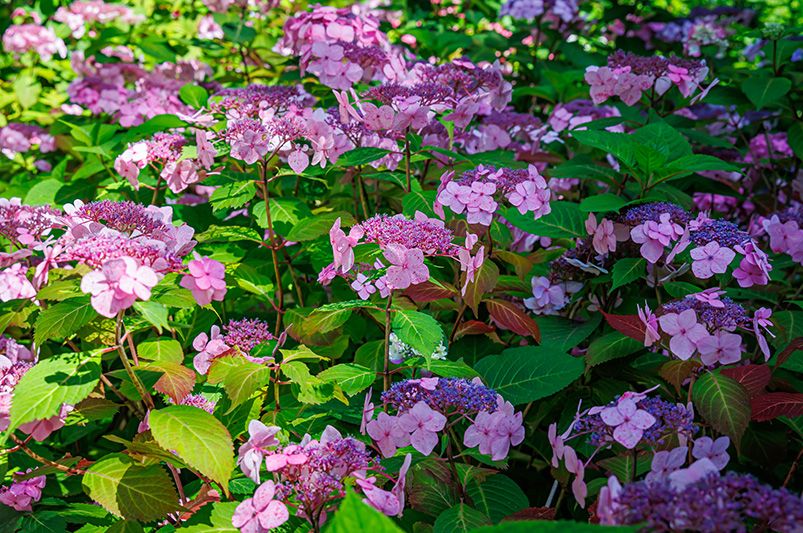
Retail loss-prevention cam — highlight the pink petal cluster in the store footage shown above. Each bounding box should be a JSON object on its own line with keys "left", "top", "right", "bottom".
{"left": 630, "top": 213, "right": 684, "bottom": 264}
{"left": 584, "top": 66, "right": 653, "bottom": 106}
{"left": 0, "top": 263, "right": 36, "bottom": 302}
{"left": 692, "top": 436, "right": 730, "bottom": 470}
{"left": 80, "top": 256, "right": 159, "bottom": 318}
{"left": 762, "top": 215, "right": 803, "bottom": 264}
{"left": 657, "top": 309, "right": 708, "bottom": 360}
{"left": 384, "top": 244, "right": 429, "bottom": 290}
{"left": 733, "top": 241, "right": 772, "bottom": 287}
{"left": 689, "top": 241, "right": 735, "bottom": 279}
{"left": 524, "top": 276, "right": 581, "bottom": 315}
{"left": 585, "top": 214, "right": 617, "bottom": 255}
{"left": 232, "top": 480, "right": 290, "bottom": 533}
{"left": 697, "top": 330, "right": 742, "bottom": 366}
{"left": 437, "top": 181, "right": 498, "bottom": 226}
{"left": 180, "top": 254, "right": 227, "bottom": 306}
{"left": 2, "top": 23, "right": 66, "bottom": 61}
{"left": 0, "top": 473, "right": 46, "bottom": 512}
{"left": 463, "top": 398, "right": 525, "bottom": 461}
{"left": 598, "top": 397, "right": 656, "bottom": 449}
{"left": 192, "top": 325, "right": 232, "bottom": 375}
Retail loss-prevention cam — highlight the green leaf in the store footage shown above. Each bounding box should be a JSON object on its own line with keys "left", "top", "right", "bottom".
{"left": 474, "top": 346, "right": 584, "bottom": 405}
{"left": 586, "top": 331, "right": 644, "bottom": 367}
{"left": 281, "top": 361, "right": 335, "bottom": 404}
{"left": 337, "top": 147, "right": 390, "bottom": 167}
{"left": 327, "top": 490, "right": 404, "bottom": 533}
{"left": 741, "top": 76, "right": 791, "bottom": 109}
{"left": 182, "top": 502, "right": 240, "bottom": 532}
{"left": 433, "top": 504, "right": 491, "bottom": 533}
{"left": 137, "top": 338, "right": 183, "bottom": 363}
{"left": 537, "top": 315, "right": 601, "bottom": 352}
{"left": 571, "top": 129, "right": 637, "bottom": 168}
{"left": 692, "top": 371, "right": 751, "bottom": 448}
{"left": 82, "top": 453, "right": 179, "bottom": 521}
{"left": 402, "top": 189, "right": 438, "bottom": 218}
{"left": 579, "top": 194, "right": 627, "bottom": 213}
{"left": 466, "top": 474, "right": 528, "bottom": 523}
{"left": 132, "top": 301, "right": 169, "bottom": 333}
{"left": 7, "top": 351, "right": 101, "bottom": 433}
{"left": 105, "top": 521, "right": 145, "bottom": 533}
{"left": 179, "top": 84, "right": 209, "bottom": 108}
{"left": 789, "top": 123, "right": 803, "bottom": 160}
{"left": 610, "top": 258, "right": 645, "bottom": 292}
{"left": 392, "top": 310, "right": 443, "bottom": 364}
{"left": 210, "top": 181, "right": 257, "bottom": 212}
{"left": 137, "top": 36, "right": 176, "bottom": 62}
{"left": 197, "top": 225, "right": 262, "bottom": 244}
{"left": 318, "top": 364, "right": 375, "bottom": 395}
{"left": 149, "top": 406, "right": 235, "bottom": 489}
{"left": 208, "top": 356, "right": 272, "bottom": 410}
{"left": 285, "top": 212, "right": 356, "bottom": 242}
{"left": 504, "top": 202, "right": 586, "bottom": 239}
{"left": 34, "top": 297, "right": 97, "bottom": 345}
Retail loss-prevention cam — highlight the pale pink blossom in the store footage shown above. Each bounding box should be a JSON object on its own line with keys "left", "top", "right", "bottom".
{"left": 0, "top": 263, "right": 36, "bottom": 302}
{"left": 697, "top": 330, "right": 742, "bottom": 366}
{"left": 0, "top": 473, "right": 46, "bottom": 512}
{"left": 585, "top": 214, "right": 617, "bottom": 255}
{"left": 232, "top": 480, "right": 290, "bottom": 533}
{"left": 398, "top": 401, "right": 446, "bottom": 455}
{"left": 192, "top": 326, "right": 231, "bottom": 375}
{"left": 329, "top": 218, "right": 364, "bottom": 273}
{"left": 689, "top": 241, "right": 735, "bottom": 279}
{"left": 600, "top": 397, "right": 656, "bottom": 449}
{"left": 180, "top": 254, "right": 227, "bottom": 306}
{"left": 80, "top": 257, "right": 159, "bottom": 318}
{"left": 637, "top": 303, "right": 661, "bottom": 346}
{"left": 658, "top": 309, "right": 709, "bottom": 360}
{"left": 383, "top": 244, "right": 429, "bottom": 290}
{"left": 367, "top": 412, "right": 410, "bottom": 458}
{"left": 692, "top": 436, "right": 730, "bottom": 470}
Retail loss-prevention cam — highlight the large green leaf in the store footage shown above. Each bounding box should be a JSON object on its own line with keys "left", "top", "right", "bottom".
{"left": 433, "top": 504, "right": 491, "bottom": 533}
{"left": 474, "top": 346, "right": 584, "bottom": 405}
{"left": 466, "top": 474, "right": 528, "bottom": 523}
{"left": 586, "top": 331, "right": 644, "bottom": 367}
{"left": 82, "top": 453, "right": 178, "bottom": 521}
{"left": 692, "top": 372, "right": 751, "bottom": 448}
{"left": 504, "top": 202, "right": 586, "bottom": 239}
{"left": 741, "top": 75, "right": 791, "bottom": 109}
{"left": 327, "top": 490, "right": 404, "bottom": 533}
{"left": 537, "top": 315, "right": 601, "bottom": 352}
{"left": 182, "top": 502, "right": 239, "bottom": 532}
{"left": 285, "top": 212, "right": 356, "bottom": 242}
{"left": 281, "top": 361, "right": 335, "bottom": 404}
{"left": 210, "top": 181, "right": 257, "bottom": 212}
{"left": 7, "top": 351, "right": 101, "bottom": 433}
{"left": 392, "top": 310, "right": 443, "bottom": 363}
{"left": 610, "top": 258, "right": 645, "bottom": 292}
{"left": 149, "top": 406, "right": 235, "bottom": 489}
{"left": 208, "top": 356, "right": 272, "bottom": 410}
{"left": 318, "top": 364, "right": 375, "bottom": 395}
{"left": 34, "top": 297, "right": 97, "bottom": 345}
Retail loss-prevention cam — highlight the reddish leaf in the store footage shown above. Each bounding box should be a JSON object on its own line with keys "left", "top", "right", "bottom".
{"left": 774, "top": 337, "right": 803, "bottom": 369}
{"left": 601, "top": 311, "right": 646, "bottom": 343}
{"left": 659, "top": 360, "right": 701, "bottom": 394}
{"left": 464, "top": 260, "right": 499, "bottom": 315}
{"left": 503, "top": 507, "right": 556, "bottom": 522}
{"left": 751, "top": 392, "right": 803, "bottom": 422}
{"left": 486, "top": 300, "right": 540, "bottom": 342}
{"left": 404, "top": 281, "right": 457, "bottom": 303}
{"left": 146, "top": 361, "right": 196, "bottom": 404}
{"left": 721, "top": 364, "right": 772, "bottom": 398}
{"left": 454, "top": 320, "right": 495, "bottom": 340}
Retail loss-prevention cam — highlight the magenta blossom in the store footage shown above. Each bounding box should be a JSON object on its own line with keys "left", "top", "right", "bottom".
{"left": 599, "top": 398, "right": 656, "bottom": 449}
{"left": 80, "top": 257, "right": 160, "bottom": 318}
{"left": 383, "top": 244, "right": 429, "bottom": 290}
{"left": 689, "top": 241, "right": 735, "bottom": 279}
{"left": 697, "top": 330, "right": 742, "bottom": 366}
{"left": 329, "top": 217, "right": 364, "bottom": 273}
{"left": 367, "top": 412, "right": 410, "bottom": 458}
{"left": 637, "top": 303, "right": 661, "bottom": 347}
{"left": 657, "top": 309, "right": 708, "bottom": 360}
{"left": 0, "top": 473, "right": 46, "bottom": 512}
{"left": 232, "top": 480, "right": 290, "bottom": 533}
{"left": 586, "top": 214, "right": 617, "bottom": 255}
{"left": 237, "top": 420, "right": 281, "bottom": 484}
{"left": 692, "top": 288, "right": 726, "bottom": 308}
{"left": 180, "top": 254, "right": 227, "bottom": 306}
{"left": 192, "top": 325, "right": 231, "bottom": 375}
{"left": 692, "top": 436, "right": 730, "bottom": 470}
{"left": 398, "top": 401, "right": 446, "bottom": 455}
{"left": 753, "top": 307, "right": 774, "bottom": 361}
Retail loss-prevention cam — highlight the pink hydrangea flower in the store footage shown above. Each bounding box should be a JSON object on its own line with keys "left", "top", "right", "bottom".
{"left": 192, "top": 326, "right": 231, "bottom": 375}
{"left": 733, "top": 242, "right": 772, "bottom": 287}
{"left": 547, "top": 422, "right": 564, "bottom": 467}
{"left": 692, "top": 436, "right": 730, "bottom": 470}
{"left": 458, "top": 245, "right": 485, "bottom": 296}
{"left": 287, "top": 149, "right": 309, "bottom": 174}
{"left": 563, "top": 446, "right": 587, "bottom": 507}
{"left": 637, "top": 303, "right": 661, "bottom": 347}
{"left": 599, "top": 397, "right": 656, "bottom": 449}
{"left": 358, "top": 454, "right": 411, "bottom": 517}
{"left": 232, "top": 480, "right": 290, "bottom": 533}
{"left": 0, "top": 473, "right": 46, "bottom": 512}
{"left": 463, "top": 410, "right": 500, "bottom": 458}
{"left": 697, "top": 331, "right": 742, "bottom": 366}
{"left": 689, "top": 241, "right": 735, "bottom": 279}
{"left": 383, "top": 244, "right": 429, "bottom": 290}
{"left": 507, "top": 167, "right": 551, "bottom": 219}
{"left": 668, "top": 458, "right": 719, "bottom": 491}
{"left": 367, "top": 412, "right": 410, "bottom": 458}
{"left": 264, "top": 444, "right": 308, "bottom": 471}
{"left": 237, "top": 420, "right": 281, "bottom": 484}
{"left": 329, "top": 217, "right": 364, "bottom": 273}
{"left": 585, "top": 214, "right": 617, "bottom": 255}
{"left": 657, "top": 309, "right": 708, "bottom": 360}
{"left": 351, "top": 273, "right": 377, "bottom": 300}
{"left": 19, "top": 404, "right": 73, "bottom": 441}
{"left": 80, "top": 257, "right": 160, "bottom": 318}
{"left": 646, "top": 446, "right": 687, "bottom": 482}
{"left": 630, "top": 213, "right": 684, "bottom": 264}
{"left": 195, "top": 130, "right": 217, "bottom": 169}
{"left": 692, "top": 288, "right": 726, "bottom": 308}
{"left": 360, "top": 389, "right": 374, "bottom": 435}
{"left": 397, "top": 401, "right": 446, "bottom": 455}
{"left": 753, "top": 307, "right": 774, "bottom": 361}
{"left": 180, "top": 254, "right": 227, "bottom": 306}
{"left": 0, "top": 263, "right": 36, "bottom": 302}
{"left": 763, "top": 215, "right": 803, "bottom": 263}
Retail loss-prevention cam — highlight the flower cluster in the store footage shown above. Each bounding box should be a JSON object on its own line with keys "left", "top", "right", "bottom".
{"left": 53, "top": 1, "right": 143, "bottom": 39}
{"left": 761, "top": 204, "right": 803, "bottom": 265}
{"left": 500, "top": 0, "right": 580, "bottom": 27}
{"left": 388, "top": 332, "right": 447, "bottom": 364}
{"left": 236, "top": 422, "right": 409, "bottom": 530}
{"left": 0, "top": 473, "right": 46, "bottom": 512}
{"left": 193, "top": 318, "right": 275, "bottom": 374}
{"left": 2, "top": 23, "right": 66, "bottom": 61}
{"left": 0, "top": 123, "right": 56, "bottom": 161}
{"left": 585, "top": 51, "right": 709, "bottom": 105}
{"left": 368, "top": 378, "right": 524, "bottom": 461}
{"left": 435, "top": 165, "right": 551, "bottom": 226}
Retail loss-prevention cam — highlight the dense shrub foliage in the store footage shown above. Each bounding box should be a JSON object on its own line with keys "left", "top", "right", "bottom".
{"left": 0, "top": 0, "right": 802, "bottom": 531}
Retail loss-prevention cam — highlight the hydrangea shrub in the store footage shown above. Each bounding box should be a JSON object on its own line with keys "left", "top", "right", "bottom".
{"left": 0, "top": 0, "right": 801, "bottom": 532}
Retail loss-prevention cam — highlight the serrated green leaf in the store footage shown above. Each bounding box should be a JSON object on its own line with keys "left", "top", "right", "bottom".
{"left": 34, "top": 297, "right": 97, "bottom": 345}
{"left": 318, "top": 364, "right": 375, "bottom": 395}
{"left": 586, "top": 331, "right": 644, "bottom": 367}
{"left": 474, "top": 346, "right": 584, "bottom": 405}
{"left": 208, "top": 356, "right": 272, "bottom": 410}
{"left": 741, "top": 76, "right": 791, "bottom": 109}
{"left": 692, "top": 371, "right": 751, "bottom": 448}
{"left": 327, "top": 490, "right": 404, "bottom": 533}
{"left": 210, "top": 181, "right": 257, "bottom": 212}
{"left": 610, "top": 258, "right": 645, "bottom": 292}
{"left": 466, "top": 474, "right": 528, "bottom": 523}
{"left": 285, "top": 212, "right": 355, "bottom": 242}
{"left": 392, "top": 310, "right": 443, "bottom": 365}
{"left": 504, "top": 202, "right": 586, "bottom": 239}
{"left": 433, "top": 504, "right": 491, "bottom": 533}
{"left": 82, "top": 453, "right": 178, "bottom": 521}
{"left": 7, "top": 351, "right": 101, "bottom": 433}
{"left": 149, "top": 406, "right": 235, "bottom": 489}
